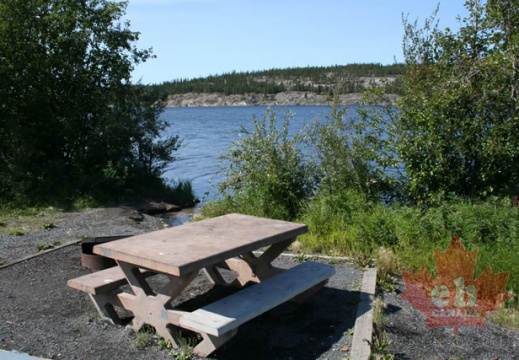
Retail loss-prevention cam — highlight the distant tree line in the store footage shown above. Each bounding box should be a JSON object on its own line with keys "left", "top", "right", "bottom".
{"left": 151, "top": 63, "right": 404, "bottom": 96}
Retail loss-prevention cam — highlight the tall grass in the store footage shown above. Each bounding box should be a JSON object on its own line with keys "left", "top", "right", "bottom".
{"left": 298, "top": 191, "right": 519, "bottom": 293}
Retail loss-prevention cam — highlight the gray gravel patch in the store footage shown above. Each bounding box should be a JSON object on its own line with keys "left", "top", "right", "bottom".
{"left": 0, "top": 207, "right": 165, "bottom": 265}
{"left": 383, "top": 282, "right": 519, "bottom": 359}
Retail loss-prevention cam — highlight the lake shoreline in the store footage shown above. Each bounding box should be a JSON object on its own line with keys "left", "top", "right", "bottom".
{"left": 166, "top": 91, "right": 398, "bottom": 107}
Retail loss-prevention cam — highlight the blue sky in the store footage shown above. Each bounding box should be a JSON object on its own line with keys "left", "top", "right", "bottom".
{"left": 125, "top": 1, "right": 470, "bottom": 84}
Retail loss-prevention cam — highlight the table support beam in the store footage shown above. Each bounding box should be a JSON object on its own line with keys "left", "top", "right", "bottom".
{"left": 202, "top": 237, "right": 297, "bottom": 288}
{"left": 88, "top": 289, "right": 124, "bottom": 325}
{"left": 260, "top": 237, "right": 296, "bottom": 264}
{"left": 116, "top": 261, "right": 198, "bottom": 347}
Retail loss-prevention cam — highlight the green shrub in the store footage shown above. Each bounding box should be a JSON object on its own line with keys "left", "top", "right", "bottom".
{"left": 309, "top": 95, "right": 381, "bottom": 199}
{"left": 165, "top": 180, "right": 196, "bottom": 207}
{"left": 359, "top": 3, "right": 519, "bottom": 204}
{"left": 37, "top": 241, "right": 64, "bottom": 251}
{"left": 41, "top": 222, "right": 56, "bottom": 230}
{"left": 9, "top": 229, "right": 25, "bottom": 236}
{"left": 217, "top": 107, "right": 316, "bottom": 220}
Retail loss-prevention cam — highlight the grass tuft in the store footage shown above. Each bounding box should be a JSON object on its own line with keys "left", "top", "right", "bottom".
{"left": 37, "top": 241, "right": 64, "bottom": 252}
{"left": 369, "top": 296, "right": 394, "bottom": 359}
{"left": 9, "top": 229, "right": 25, "bottom": 236}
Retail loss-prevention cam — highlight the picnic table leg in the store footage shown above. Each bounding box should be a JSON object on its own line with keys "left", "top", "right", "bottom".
{"left": 224, "top": 237, "right": 296, "bottom": 286}
{"left": 88, "top": 289, "right": 125, "bottom": 325}
{"left": 116, "top": 261, "right": 197, "bottom": 347}
{"left": 193, "top": 329, "right": 238, "bottom": 357}
{"left": 201, "top": 237, "right": 298, "bottom": 287}
{"left": 202, "top": 264, "right": 228, "bottom": 285}
{"left": 259, "top": 237, "right": 296, "bottom": 263}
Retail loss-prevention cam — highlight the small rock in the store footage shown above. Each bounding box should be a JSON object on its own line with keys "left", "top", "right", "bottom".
{"left": 128, "top": 211, "right": 144, "bottom": 222}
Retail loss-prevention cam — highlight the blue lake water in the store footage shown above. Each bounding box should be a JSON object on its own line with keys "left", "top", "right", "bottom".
{"left": 161, "top": 105, "right": 341, "bottom": 206}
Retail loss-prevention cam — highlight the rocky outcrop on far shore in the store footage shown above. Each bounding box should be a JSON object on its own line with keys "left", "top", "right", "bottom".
{"left": 166, "top": 91, "right": 398, "bottom": 107}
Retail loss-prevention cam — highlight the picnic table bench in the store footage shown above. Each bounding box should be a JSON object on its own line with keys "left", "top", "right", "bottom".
{"left": 67, "top": 213, "right": 335, "bottom": 357}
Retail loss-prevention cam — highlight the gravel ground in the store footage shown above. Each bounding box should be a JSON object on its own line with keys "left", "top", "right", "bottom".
{"left": 384, "top": 283, "right": 519, "bottom": 359}
{"left": 0, "top": 207, "right": 166, "bottom": 264}
{"left": 0, "top": 208, "right": 362, "bottom": 360}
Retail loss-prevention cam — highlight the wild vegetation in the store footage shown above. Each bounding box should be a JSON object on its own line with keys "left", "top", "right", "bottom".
{"left": 0, "top": 0, "right": 192, "bottom": 207}
{"left": 200, "top": 0, "right": 519, "bottom": 319}
{"left": 151, "top": 63, "right": 405, "bottom": 96}
{"left": 362, "top": 1, "right": 519, "bottom": 204}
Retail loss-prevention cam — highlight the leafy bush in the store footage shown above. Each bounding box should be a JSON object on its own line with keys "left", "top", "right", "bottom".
{"left": 309, "top": 96, "right": 382, "bottom": 199}
{"left": 217, "top": 107, "right": 316, "bottom": 220}
{"left": 0, "top": 1, "right": 181, "bottom": 205}
{"left": 361, "top": 2, "right": 519, "bottom": 204}
{"left": 166, "top": 180, "right": 196, "bottom": 207}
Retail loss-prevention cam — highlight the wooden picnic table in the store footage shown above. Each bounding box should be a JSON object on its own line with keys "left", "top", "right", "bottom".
{"left": 68, "top": 213, "right": 334, "bottom": 357}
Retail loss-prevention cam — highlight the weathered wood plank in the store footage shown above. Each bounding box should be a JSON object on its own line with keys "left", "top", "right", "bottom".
{"left": 351, "top": 267, "right": 377, "bottom": 360}
{"left": 179, "top": 261, "right": 335, "bottom": 336}
{"left": 67, "top": 267, "right": 152, "bottom": 295}
{"left": 93, "top": 214, "right": 308, "bottom": 276}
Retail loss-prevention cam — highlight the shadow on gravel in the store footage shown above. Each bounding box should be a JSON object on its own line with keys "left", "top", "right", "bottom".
{"left": 385, "top": 302, "right": 403, "bottom": 315}
{"left": 210, "top": 287, "right": 359, "bottom": 360}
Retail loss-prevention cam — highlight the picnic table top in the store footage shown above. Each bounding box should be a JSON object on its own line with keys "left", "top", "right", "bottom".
{"left": 93, "top": 213, "right": 308, "bottom": 276}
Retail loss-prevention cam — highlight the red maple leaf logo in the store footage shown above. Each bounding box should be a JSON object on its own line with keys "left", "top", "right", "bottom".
{"left": 401, "top": 234, "right": 510, "bottom": 333}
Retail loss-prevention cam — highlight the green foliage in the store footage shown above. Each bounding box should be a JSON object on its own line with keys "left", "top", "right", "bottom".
{"left": 0, "top": 0, "right": 181, "bottom": 205}
{"left": 169, "top": 335, "right": 195, "bottom": 360}
{"left": 197, "top": 196, "right": 234, "bottom": 219}
{"left": 133, "top": 325, "right": 194, "bottom": 358}
{"left": 298, "top": 192, "right": 519, "bottom": 293}
{"left": 163, "top": 180, "right": 195, "bottom": 207}
{"left": 217, "top": 107, "right": 316, "bottom": 220}
{"left": 299, "top": 190, "right": 396, "bottom": 256}
{"left": 209, "top": 99, "right": 379, "bottom": 220}
{"left": 376, "top": 247, "right": 400, "bottom": 292}
{"left": 357, "top": 86, "right": 405, "bottom": 202}
{"left": 489, "top": 294, "right": 519, "bottom": 331}
{"left": 152, "top": 63, "right": 404, "bottom": 96}
{"left": 37, "top": 241, "right": 63, "bottom": 252}
{"left": 9, "top": 229, "right": 25, "bottom": 236}
{"left": 362, "top": 1, "right": 519, "bottom": 204}
{"left": 369, "top": 297, "right": 394, "bottom": 360}
{"left": 134, "top": 324, "right": 155, "bottom": 349}
{"left": 41, "top": 222, "right": 56, "bottom": 230}
{"left": 309, "top": 94, "right": 382, "bottom": 198}
{"left": 0, "top": 206, "right": 63, "bottom": 235}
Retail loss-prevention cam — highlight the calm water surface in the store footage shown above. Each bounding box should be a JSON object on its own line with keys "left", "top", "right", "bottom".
{"left": 161, "top": 105, "right": 337, "bottom": 206}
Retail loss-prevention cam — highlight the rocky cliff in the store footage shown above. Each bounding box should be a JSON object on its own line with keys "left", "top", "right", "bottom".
{"left": 166, "top": 91, "right": 398, "bottom": 107}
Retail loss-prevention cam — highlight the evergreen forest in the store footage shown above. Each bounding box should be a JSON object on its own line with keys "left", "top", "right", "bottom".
{"left": 150, "top": 63, "right": 405, "bottom": 96}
